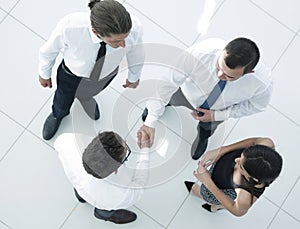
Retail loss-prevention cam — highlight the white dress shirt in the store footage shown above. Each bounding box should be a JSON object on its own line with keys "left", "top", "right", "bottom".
{"left": 54, "top": 133, "right": 150, "bottom": 210}
{"left": 39, "top": 12, "right": 144, "bottom": 82}
{"left": 144, "top": 38, "right": 272, "bottom": 127}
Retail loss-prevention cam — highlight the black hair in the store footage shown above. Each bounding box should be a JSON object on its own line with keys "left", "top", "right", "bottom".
{"left": 224, "top": 37, "right": 260, "bottom": 74}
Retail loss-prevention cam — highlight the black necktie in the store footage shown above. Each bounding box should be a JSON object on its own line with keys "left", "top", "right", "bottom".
{"left": 90, "top": 41, "right": 107, "bottom": 81}
{"left": 197, "top": 80, "right": 227, "bottom": 116}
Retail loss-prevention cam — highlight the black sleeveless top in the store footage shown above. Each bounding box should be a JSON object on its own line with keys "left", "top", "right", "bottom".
{"left": 211, "top": 149, "right": 265, "bottom": 198}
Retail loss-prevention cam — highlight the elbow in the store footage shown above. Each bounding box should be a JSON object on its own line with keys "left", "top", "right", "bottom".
{"left": 233, "top": 212, "right": 246, "bottom": 217}
{"left": 230, "top": 210, "right": 247, "bottom": 217}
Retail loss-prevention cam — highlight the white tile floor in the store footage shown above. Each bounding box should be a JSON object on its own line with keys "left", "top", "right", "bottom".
{"left": 0, "top": 0, "right": 300, "bottom": 228}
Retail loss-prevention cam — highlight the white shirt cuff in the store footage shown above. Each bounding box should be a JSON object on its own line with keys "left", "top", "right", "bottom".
{"left": 144, "top": 114, "right": 158, "bottom": 128}
{"left": 214, "top": 110, "right": 228, "bottom": 121}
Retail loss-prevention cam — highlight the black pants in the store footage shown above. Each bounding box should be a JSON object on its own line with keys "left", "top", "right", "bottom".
{"left": 169, "top": 87, "right": 222, "bottom": 141}
{"left": 52, "top": 60, "right": 118, "bottom": 119}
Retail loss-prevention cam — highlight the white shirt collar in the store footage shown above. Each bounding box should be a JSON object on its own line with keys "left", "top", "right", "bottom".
{"left": 89, "top": 26, "right": 102, "bottom": 44}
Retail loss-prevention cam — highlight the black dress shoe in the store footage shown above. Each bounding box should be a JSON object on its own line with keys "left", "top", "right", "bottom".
{"left": 42, "top": 113, "right": 62, "bottom": 140}
{"left": 202, "top": 203, "right": 213, "bottom": 212}
{"left": 79, "top": 98, "right": 100, "bottom": 120}
{"left": 141, "top": 107, "right": 148, "bottom": 122}
{"left": 191, "top": 138, "right": 208, "bottom": 160}
{"left": 74, "top": 188, "right": 86, "bottom": 203}
{"left": 202, "top": 203, "right": 222, "bottom": 213}
{"left": 184, "top": 181, "right": 195, "bottom": 192}
{"left": 94, "top": 208, "right": 137, "bottom": 224}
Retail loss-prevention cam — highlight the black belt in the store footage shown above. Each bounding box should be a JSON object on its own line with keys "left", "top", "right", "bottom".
{"left": 61, "top": 60, "right": 76, "bottom": 76}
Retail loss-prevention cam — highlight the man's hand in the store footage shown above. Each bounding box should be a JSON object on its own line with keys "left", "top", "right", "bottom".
{"left": 191, "top": 107, "right": 215, "bottom": 122}
{"left": 39, "top": 75, "right": 52, "bottom": 88}
{"left": 123, "top": 79, "right": 139, "bottom": 89}
{"left": 137, "top": 130, "right": 151, "bottom": 149}
{"left": 137, "top": 125, "right": 155, "bottom": 148}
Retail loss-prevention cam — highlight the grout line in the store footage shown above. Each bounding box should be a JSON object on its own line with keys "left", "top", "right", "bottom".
{"left": 223, "top": 118, "right": 241, "bottom": 143}
{"left": 7, "top": 13, "right": 46, "bottom": 41}
{"left": 124, "top": 1, "right": 189, "bottom": 48}
{"left": 0, "top": 110, "right": 27, "bottom": 163}
{"left": 191, "top": 0, "right": 228, "bottom": 44}
{"left": 0, "top": 109, "right": 27, "bottom": 129}
{"left": 0, "top": 128, "right": 26, "bottom": 163}
{"left": 24, "top": 93, "right": 53, "bottom": 130}
{"left": 26, "top": 128, "right": 56, "bottom": 150}
{"left": 0, "top": 0, "right": 20, "bottom": 24}
{"left": 269, "top": 104, "right": 300, "bottom": 128}
{"left": 248, "top": 0, "right": 298, "bottom": 34}
{"left": 0, "top": 220, "right": 13, "bottom": 229}
{"left": 0, "top": 92, "right": 54, "bottom": 162}
{"left": 270, "top": 33, "right": 298, "bottom": 71}
{"left": 59, "top": 203, "right": 80, "bottom": 229}
{"left": 133, "top": 205, "right": 167, "bottom": 228}
{"left": 166, "top": 193, "right": 190, "bottom": 228}
{"left": 297, "top": 28, "right": 300, "bottom": 37}
{"left": 266, "top": 176, "right": 300, "bottom": 228}
{"left": 0, "top": 8, "right": 9, "bottom": 25}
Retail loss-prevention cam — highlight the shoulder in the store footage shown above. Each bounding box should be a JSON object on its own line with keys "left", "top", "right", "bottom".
{"left": 254, "top": 137, "right": 275, "bottom": 149}
{"left": 245, "top": 62, "right": 272, "bottom": 86}
{"left": 54, "top": 133, "right": 93, "bottom": 154}
{"left": 131, "top": 15, "right": 143, "bottom": 31}
{"left": 127, "top": 15, "right": 143, "bottom": 42}
{"left": 57, "top": 12, "right": 91, "bottom": 31}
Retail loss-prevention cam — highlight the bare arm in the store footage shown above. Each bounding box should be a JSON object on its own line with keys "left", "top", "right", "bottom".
{"left": 197, "top": 137, "right": 275, "bottom": 215}
{"left": 200, "top": 137, "right": 274, "bottom": 167}
{"left": 194, "top": 162, "right": 253, "bottom": 216}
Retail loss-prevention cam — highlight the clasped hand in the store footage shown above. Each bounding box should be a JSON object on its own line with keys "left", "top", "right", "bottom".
{"left": 191, "top": 107, "right": 215, "bottom": 122}
{"left": 193, "top": 161, "right": 211, "bottom": 184}
{"left": 123, "top": 79, "right": 140, "bottom": 88}
{"left": 137, "top": 128, "right": 151, "bottom": 149}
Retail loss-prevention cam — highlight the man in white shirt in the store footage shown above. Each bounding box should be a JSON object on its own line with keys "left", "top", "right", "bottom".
{"left": 54, "top": 130, "right": 150, "bottom": 224}
{"left": 139, "top": 37, "right": 272, "bottom": 160}
{"left": 39, "top": 0, "right": 144, "bottom": 140}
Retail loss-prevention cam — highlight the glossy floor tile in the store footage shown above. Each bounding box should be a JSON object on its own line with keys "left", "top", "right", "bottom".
{"left": 0, "top": 0, "right": 300, "bottom": 228}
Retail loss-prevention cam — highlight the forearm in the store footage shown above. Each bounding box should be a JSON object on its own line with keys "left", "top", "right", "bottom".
{"left": 204, "top": 179, "right": 247, "bottom": 216}
{"left": 214, "top": 87, "right": 272, "bottom": 121}
{"left": 131, "top": 148, "right": 150, "bottom": 187}
{"left": 219, "top": 138, "right": 259, "bottom": 157}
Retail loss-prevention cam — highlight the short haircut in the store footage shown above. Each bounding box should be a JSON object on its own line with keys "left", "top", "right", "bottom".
{"left": 88, "top": 0, "right": 132, "bottom": 37}
{"left": 82, "top": 131, "right": 126, "bottom": 179}
{"left": 224, "top": 37, "right": 260, "bottom": 74}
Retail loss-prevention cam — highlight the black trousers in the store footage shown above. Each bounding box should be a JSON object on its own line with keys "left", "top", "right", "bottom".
{"left": 169, "top": 87, "right": 223, "bottom": 141}
{"left": 52, "top": 60, "right": 118, "bottom": 119}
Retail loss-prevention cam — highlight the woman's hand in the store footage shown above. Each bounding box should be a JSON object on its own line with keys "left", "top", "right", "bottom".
{"left": 200, "top": 148, "right": 222, "bottom": 168}
{"left": 193, "top": 161, "right": 211, "bottom": 185}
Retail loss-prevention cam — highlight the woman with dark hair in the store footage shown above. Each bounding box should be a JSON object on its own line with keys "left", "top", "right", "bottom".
{"left": 184, "top": 137, "right": 283, "bottom": 216}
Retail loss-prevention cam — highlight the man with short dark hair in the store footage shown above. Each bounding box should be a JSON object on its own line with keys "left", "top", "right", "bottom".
{"left": 55, "top": 130, "right": 150, "bottom": 224}
{"left": 139, "top": 37, "right": 272, "bottom": 160}
{"left": 39, "top": 0, "right": 144, "bottom": 140}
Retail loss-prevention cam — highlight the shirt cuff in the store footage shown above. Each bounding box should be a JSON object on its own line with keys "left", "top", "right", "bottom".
{"left": 127, "top": 68, "right": 142, "bottom": 83}
{"left": 144, "top": 114, "right": 158, "bottom": 128}
{"left": 214, "top": 110, "right": 229, "bottom": 121}
{"left": 138, "top": 148, "right": 150, "bottom": 161}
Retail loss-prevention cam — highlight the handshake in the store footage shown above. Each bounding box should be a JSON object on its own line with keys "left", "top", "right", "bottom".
{"left": 136, "top": 127, "right": 152, "bottom": 149}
